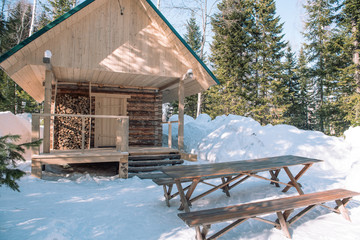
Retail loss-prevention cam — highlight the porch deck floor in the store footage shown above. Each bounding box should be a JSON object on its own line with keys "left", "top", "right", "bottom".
{"left": 36, "top": 146, "right": 179, "bottom": 158}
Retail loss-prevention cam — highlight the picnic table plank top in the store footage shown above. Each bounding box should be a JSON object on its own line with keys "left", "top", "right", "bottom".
{"left": 161, "top": 155, "right": 323, "bottom": 180}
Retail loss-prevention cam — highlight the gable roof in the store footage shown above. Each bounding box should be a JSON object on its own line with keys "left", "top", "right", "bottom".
{"left": 0, "top": 0, "right": 218, "bottom": 85}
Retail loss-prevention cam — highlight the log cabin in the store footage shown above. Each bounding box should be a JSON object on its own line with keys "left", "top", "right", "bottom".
{"left": 0, "top": 0, "right": 219, "bottom": 179}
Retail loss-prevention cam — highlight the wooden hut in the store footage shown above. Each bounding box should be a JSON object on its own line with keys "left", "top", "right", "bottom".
{"left": 0, "top": 0, "right": 219, "bottom": 178}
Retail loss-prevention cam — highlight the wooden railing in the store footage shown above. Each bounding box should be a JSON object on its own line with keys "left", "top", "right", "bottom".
{"left": 32, "top": 113, "right": 129, "bottom": 154}
{"left": 161, "top": 121, "right": 178, "bottom": 149}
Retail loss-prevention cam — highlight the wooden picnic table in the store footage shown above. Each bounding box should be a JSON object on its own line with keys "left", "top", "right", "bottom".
{"left": 159, "top": 155, "right": 323, "bottom": 212}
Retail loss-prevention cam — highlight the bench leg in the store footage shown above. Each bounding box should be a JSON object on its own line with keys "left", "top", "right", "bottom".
{"left": 275, "top": 209, "right": 294, "bottom": 229}
{"left": 163, "top": 184, "right": 173, "bottom": 207}
{"left": 276, "top": 211, "right": 292, "bottom": 239}
{"left": 335, "top": 199, "right": 351, "bottom": 222}
{"left": 31, "top": 160, "right": 42, "bottom": 179}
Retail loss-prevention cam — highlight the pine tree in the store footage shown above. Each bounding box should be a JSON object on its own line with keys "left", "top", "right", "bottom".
{"left": 6, "top": 1, "right": 32, "bottom": 45}
{"left": 206, "top": 0, "right": 286, "bottom": 123}
{"left": 282, "top": 45, "right": 301, "bottom": 126}
{"left": 42, "top": 0, "right": 73, "bottom": 21}
{"left": 339, "top": 0, "right": 360, "bottom": 126}
{"left": 249, "top": 0, "right": 287, "bottom": 125}
{"left": 207, "top": 0, "right": 255, "bottom": 118}
{"left": 303, "top": 0, "right": 338, "bottom": 133}
{"left": 0, "top": 135, "right": 41, "bottom": 192}
{"left": 170, "top": 15, "right": 203, "bottom": 118}
{"left": 0, "top": 0, "right": 41, "bottom": 114}
{"left": 295, "top": 47, "right": 316, "bottom": 130}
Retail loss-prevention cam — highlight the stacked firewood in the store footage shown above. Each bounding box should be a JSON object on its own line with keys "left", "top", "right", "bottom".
{"left": 54, "top": 94, "right": 90, "bottom": 150}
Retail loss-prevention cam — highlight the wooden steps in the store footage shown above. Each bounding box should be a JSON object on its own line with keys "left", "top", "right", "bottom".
{"left": 129, "top": 154, "right": 181, "bottom": 160}
{"left": 128, "top": 166, "right": 165, "bottom": 172}
{"left": 129, "top": 159, "right": 184, "bottom": 166}
{"left": 128, "top": 151, "right": 184, "bottom": 176}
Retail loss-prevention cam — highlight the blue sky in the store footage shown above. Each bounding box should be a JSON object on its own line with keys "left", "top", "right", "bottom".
{"left": 275, "top": 0, "right": 305, "bottom": 52}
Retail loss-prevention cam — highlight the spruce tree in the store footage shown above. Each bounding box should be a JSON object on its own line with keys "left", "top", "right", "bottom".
{"left": 303, "top": 0, "right": 338, "bottom": 133}
{"left": 207, "top": 0, "right": 286, "bottom": 123}
{"left": 0, "top": 135, "right": 41, "bottom": 192}
{"left": 207, "top": 0, "right": 255, "bottom": 118}
{"left": 249, "top": 0, "right": 286, "bottom": 125}
{"left": 0, "top": 0, "right": 41, "bottom": 114}
{"left": 339, "top": 0, "right": 360, "bottom": 126}
{"left": 6, "top": 1, "right": 32, "bottom": 45}
{"left": 295, "top": 47, "right": 316, "bottom": 130}
{"left": 42, "top": 0, "right": 73, "bottom": 21}
{"left": 282, "top": 45, "right": 301, "bottom": 126}
{"left": 169, "top": 16, "right": 202, "bottom": 118}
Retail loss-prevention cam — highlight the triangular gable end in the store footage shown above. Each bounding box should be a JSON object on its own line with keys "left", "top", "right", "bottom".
{"left": 0, "top": 0, "right": 219, "bottom": 103}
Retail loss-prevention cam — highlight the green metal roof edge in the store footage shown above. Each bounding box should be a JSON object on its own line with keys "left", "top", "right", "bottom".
{"left": 145, "top": 0, "right": 220, "bottom": 85}
{"left": 0, "top": 0, "right": 95, "bottom": 63}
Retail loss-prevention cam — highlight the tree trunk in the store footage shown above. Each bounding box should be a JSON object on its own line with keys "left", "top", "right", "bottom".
{"left": 196, "top": 0, "right": 208, "bottom": 118}
{"left": 353, "top": 20, "right": 360, "bottom": 94}
{"left": 29, "top": 0, "right": 37, "bottom": 36}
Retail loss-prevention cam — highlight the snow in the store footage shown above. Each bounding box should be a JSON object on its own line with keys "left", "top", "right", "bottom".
{"left": 1, "top": 112, "right": 360, "bottom": 240}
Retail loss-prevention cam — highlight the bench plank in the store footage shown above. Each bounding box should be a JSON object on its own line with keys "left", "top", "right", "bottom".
{"left": 178, "top": 189, "right": 359, "bottom": 226}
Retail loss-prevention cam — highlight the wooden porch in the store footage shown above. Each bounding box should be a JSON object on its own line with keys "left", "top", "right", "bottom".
{"left": 31, "top": 146, "right": 188, "bottom": 179}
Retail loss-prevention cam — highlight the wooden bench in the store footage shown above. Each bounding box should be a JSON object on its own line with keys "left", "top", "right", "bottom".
{"left": 178, "top": 189, "right": 360, "bottom": 240}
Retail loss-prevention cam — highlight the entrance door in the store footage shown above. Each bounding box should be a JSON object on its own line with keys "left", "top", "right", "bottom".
{"left": 94, "top": 94, "right": 129, "bottom": 147}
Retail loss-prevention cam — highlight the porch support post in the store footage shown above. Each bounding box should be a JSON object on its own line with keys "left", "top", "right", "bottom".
{"left": 178, "top": 76, "right": 184, "bottom": 151}
{"left": 43, "top": 63, "right": 54, "bottom": 153}
{"left": 31, "top": 114, "right": 40, "bottom": 155}
{"left": 116, "top": 117, "right": 129, "bottom": 152}
{"left": 178, "top": 70, "right": 193, "bottom": 151}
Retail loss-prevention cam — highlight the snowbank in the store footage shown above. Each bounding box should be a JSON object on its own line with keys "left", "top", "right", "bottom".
{"left": 0, "top": 111, "right": 33, "bottom": 160}
{"left": 163, "top": 114, "right": 360, "bottom": 193}
{"left": 0, "top": 112, "right": 360, "bottom": 239}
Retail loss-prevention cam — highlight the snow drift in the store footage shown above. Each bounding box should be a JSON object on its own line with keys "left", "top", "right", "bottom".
{"left": 163, "top": 114, "right": 360, "bottom": 193}
{"left": 1, "top": 112, "right": 360, "bottom": 240}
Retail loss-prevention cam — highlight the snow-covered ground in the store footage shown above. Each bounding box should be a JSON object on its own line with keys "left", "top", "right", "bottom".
{"left": 1, "top": 111, "right": 360, "bottom": 240}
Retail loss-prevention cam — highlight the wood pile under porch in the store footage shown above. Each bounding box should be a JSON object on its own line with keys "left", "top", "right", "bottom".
{"left": 31, "top": 113, "right": 130, "bottom": 179}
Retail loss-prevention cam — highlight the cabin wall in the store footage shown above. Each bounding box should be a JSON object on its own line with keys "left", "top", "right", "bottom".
{"left": 52, "top": 84, "right": 162, "bottom": 149}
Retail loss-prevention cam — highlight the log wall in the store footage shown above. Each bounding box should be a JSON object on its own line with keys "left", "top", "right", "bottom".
{"left": 52, "top": 84, "right": 162, "bottom": 149}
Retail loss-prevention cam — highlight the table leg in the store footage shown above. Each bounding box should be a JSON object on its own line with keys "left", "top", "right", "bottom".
{"left": 269, "top": 169, "right": 281, "bottom": 187}
{"left": 184, "top": 178, "right": 200, "bottom": 205}
{"left": 221, "top": 177, "right": 231, "bottom": 197}
{"left": 282, "top": 164, "right": 312, "bottom": 193}
{"left": 175, "top": 179, "right": 191, "bottom": 212}
{"left": 283, "top": 167, "right": 304, "bottom": 195}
